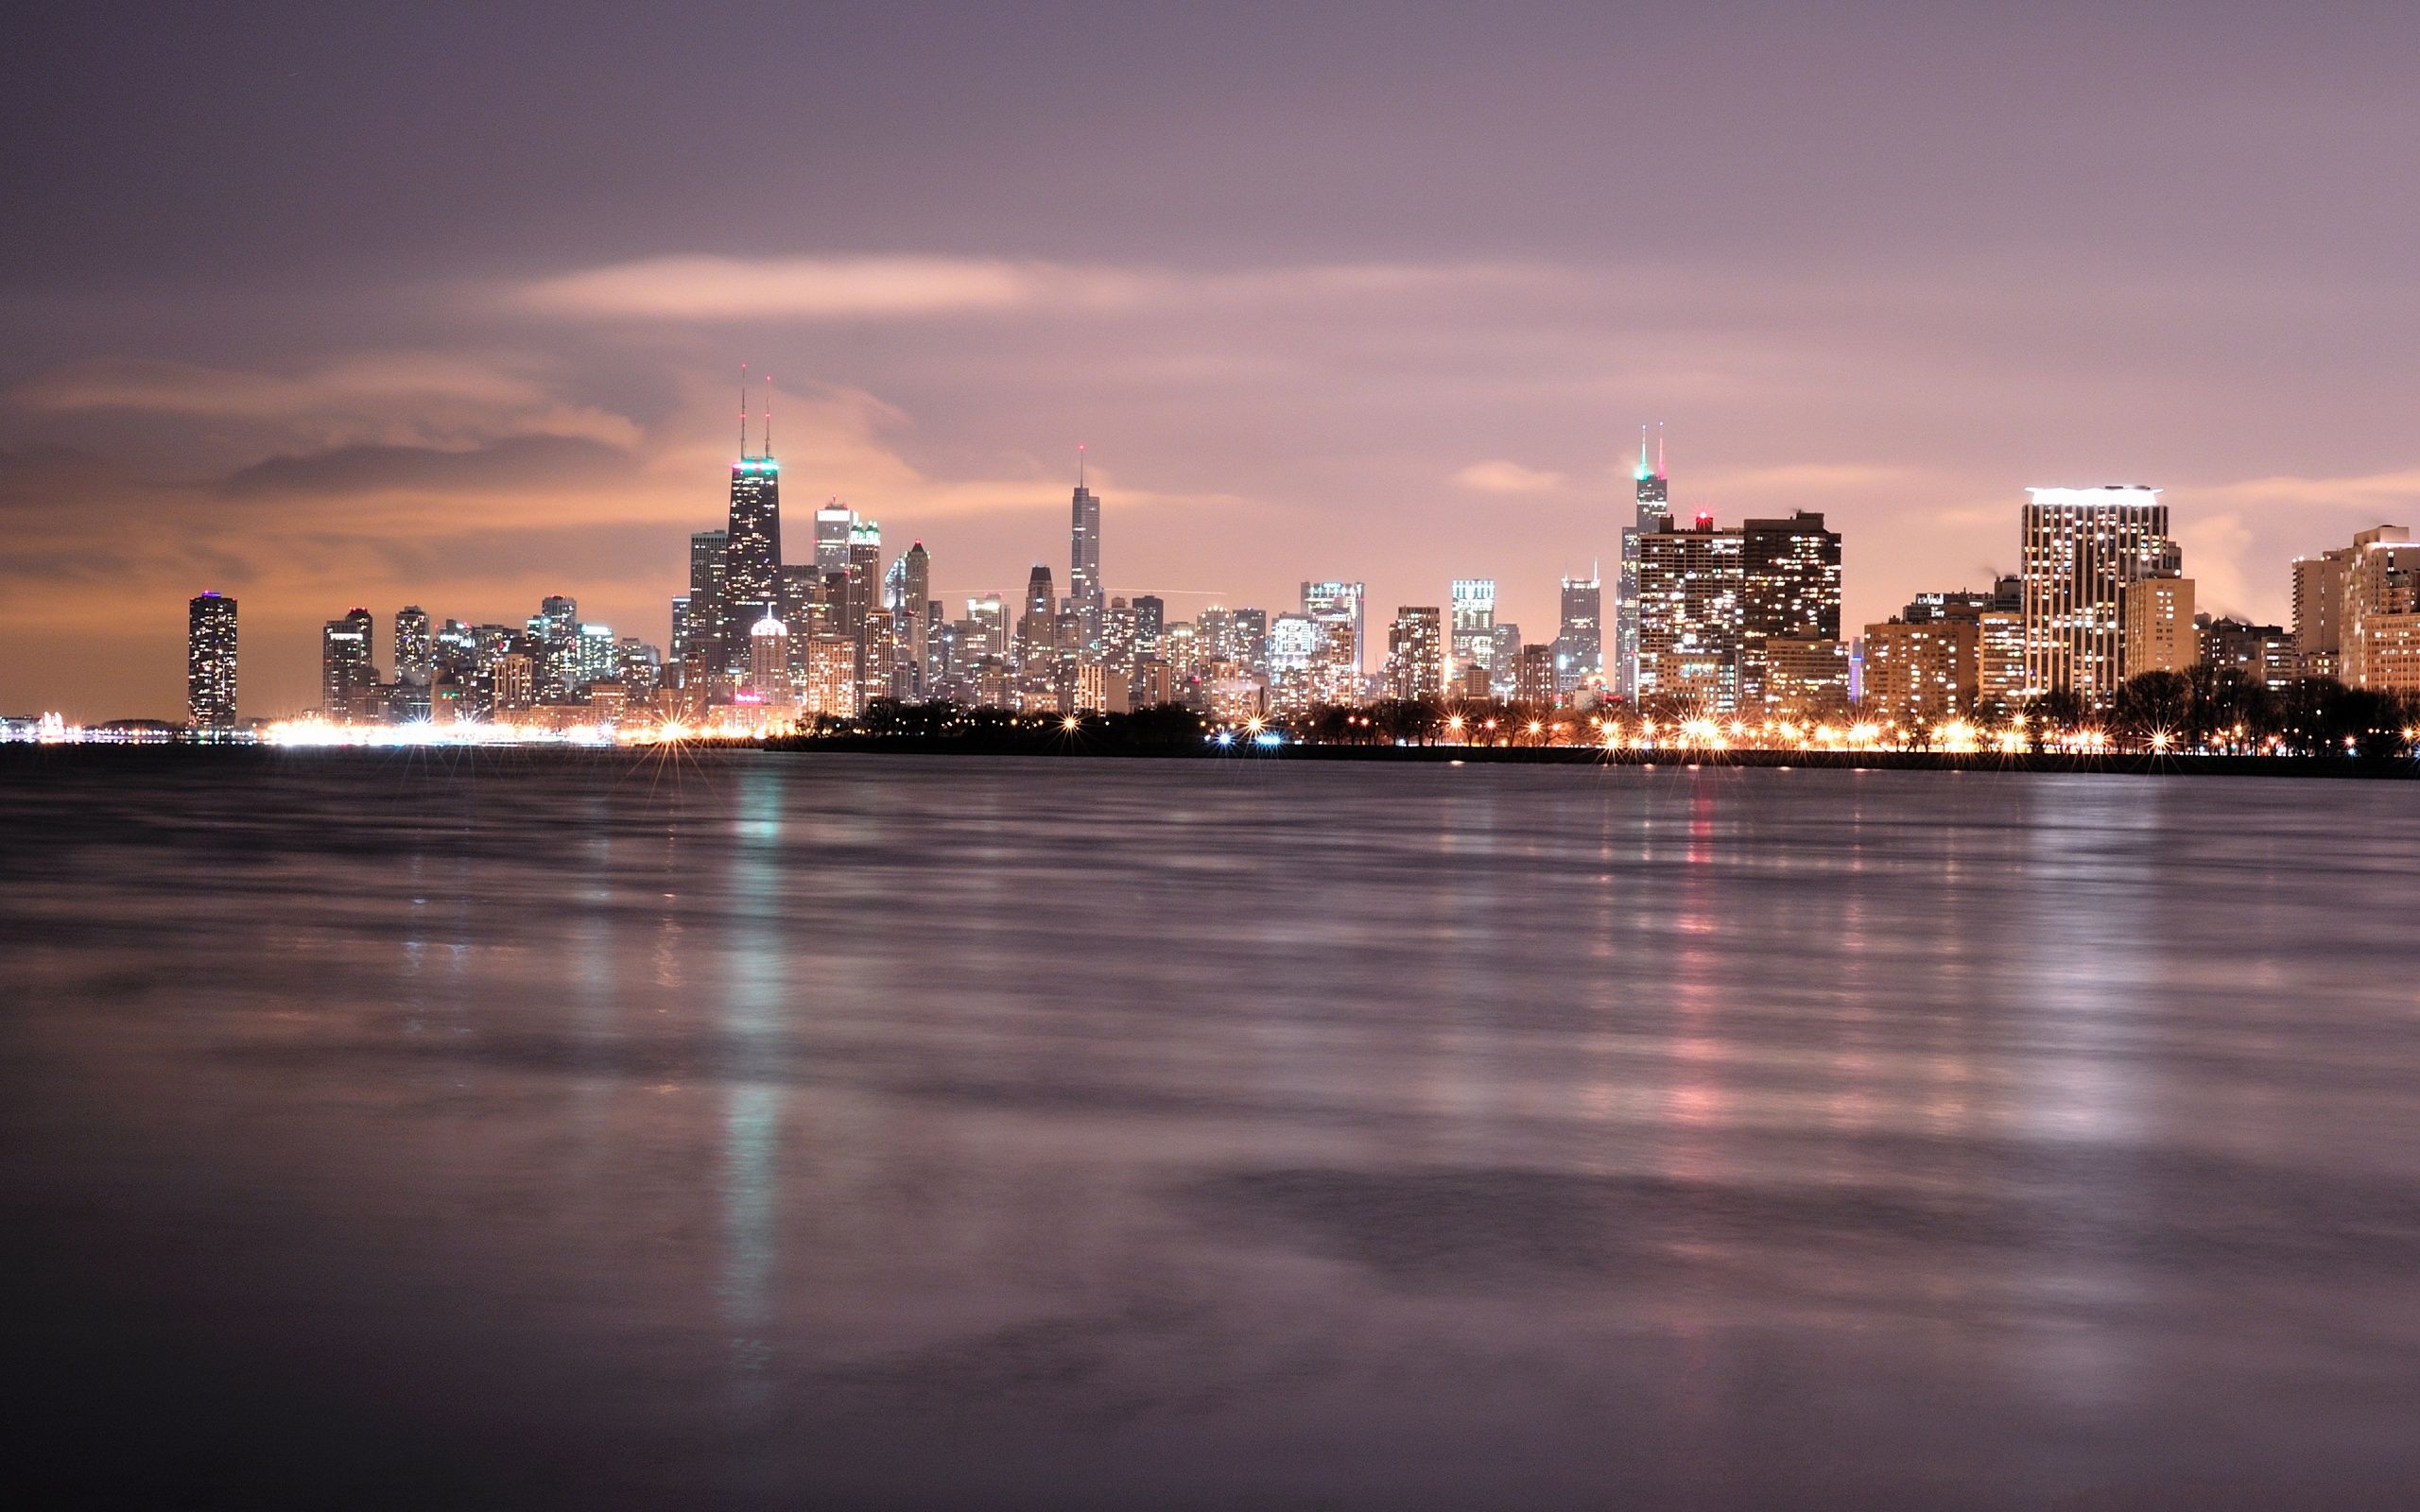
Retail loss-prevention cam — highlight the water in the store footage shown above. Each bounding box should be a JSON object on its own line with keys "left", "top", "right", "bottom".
{"left": 4, "top": 751, "right": 2419, "bottom": 1509}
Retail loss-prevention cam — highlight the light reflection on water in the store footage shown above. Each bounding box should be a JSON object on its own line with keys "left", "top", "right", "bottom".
{"left": 4, "top": 751, "right": 2420, "bottom": 1510}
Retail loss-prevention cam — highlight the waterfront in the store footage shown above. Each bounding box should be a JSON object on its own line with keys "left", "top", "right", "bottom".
{"left": 6, "top": 753, "right": 2420, "bottom": 1508}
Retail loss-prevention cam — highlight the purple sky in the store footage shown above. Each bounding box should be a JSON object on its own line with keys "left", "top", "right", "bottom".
{"left": 7, "top": 0, "right": 2419, "bottom": 717}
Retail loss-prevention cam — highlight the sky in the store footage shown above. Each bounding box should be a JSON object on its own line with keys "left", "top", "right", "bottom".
{"left": 7, "top": 0, "right": 2420, "bottom": 719}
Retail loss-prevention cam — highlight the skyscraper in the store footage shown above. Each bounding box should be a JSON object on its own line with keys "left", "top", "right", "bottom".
{"left": 2019, "top": 486, "right": 2175, "bottom": 705}
{"left": 687, "top": 528, "right": 729, "bottom": 677}
{"left": 187, "top": 592, "right": 237, "bottom": 731}
{"left": 393, "top": 606, "right": 432, "bottom": 688}
{"left": 1387, "top": 607, "right": 1445, "bottom": 701}
{"left": 1301, "top": 580, "right": 1367, "bottom": 671}
{"left": 1070, "top": 451, "right": 1103, "bottom": 644}
{"left": 1019, "top": 564, "right": 1056, "bottom": 670}
{"left": 1739, "top": 512, "right": 1841, "bottom": 711}
{"left": 1554, "top": 575, "right": 1601, "bottom": 692}
{"left": 1449, "top": 579, "right": 1496, "bottom": 673}
{"left": 321, "top": 608, "right": 376, "bottom": 720}
{"left": 1616, "top": 426, "right": 1671, "bottom": 697}
{"left": 724, "top": 400, "right": 782, "bottom": 669}
{"left": 815, "top": 501, "right": 854, "bottom": 577}
{"left": 1635, "top": 510, "right": 1744, "bottom": 712}
{"left": 529, "top": 595, "right": 579, "bottom": 702}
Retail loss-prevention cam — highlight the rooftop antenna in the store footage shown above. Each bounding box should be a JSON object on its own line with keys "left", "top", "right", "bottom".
{"left": 738, "top": 364, "right": 749, "bottom": 459}
{"left": 1657, "top": 421, "right": 1667, "bottom": 480}
{"left": 1078, "top": 442, "right": 1086, "bottom": 489}
{"left": 764, "top": 374, "right": 773, "bottom": 458}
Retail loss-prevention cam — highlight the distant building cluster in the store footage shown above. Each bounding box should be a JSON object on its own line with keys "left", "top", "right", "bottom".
{"left": 96, "top": 415, "right": 2420, "bottom": 753}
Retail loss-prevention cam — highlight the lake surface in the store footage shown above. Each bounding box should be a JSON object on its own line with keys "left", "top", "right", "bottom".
{"left": 5, "top": 750, "right": 2419, "bottom": 1509}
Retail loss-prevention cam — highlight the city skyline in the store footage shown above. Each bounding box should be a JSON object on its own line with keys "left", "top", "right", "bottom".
{"left": 11, "top": 6, "right": 2420, "bottom": 719}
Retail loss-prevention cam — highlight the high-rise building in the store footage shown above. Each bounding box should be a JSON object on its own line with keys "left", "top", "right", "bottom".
{"left": 1554, "top": 576, "right": 1601, "bottom": 692}
{"left": 1635, "top": 510, "right": 1744, "bottom": 712}
{"left": 1301, "top": 580, "right": 1366, "bottom": 672}
{"left": 815, "top": 502, "right": 853, "bottom": 577}
{"left": 2020, "top": 486, "right": 2175, "bottom": 706}
{"left": 2119, "top": 576, "right": 2197, "bottom": 679}
{"left": 1019, "top": 565, "right": 1056, "bottom": 670}
{"left": 1739, "top": 511, "right": 1841, "bottom": 711}
{"left": 1860, "top": 618, "right": 1978, "bottom": 726}
{"left": 1449, "top": 579, "right": 1496, "bottom": 672}
{"left": 1132, "top": 595, "right": 1166, "bottom": 661}
{"left": 321, "top": 608, "right": 377, "bottom": 720}
{"left": 1616, "top": 427, "right": 1671, "bottom": 697}
{"left": 724, "top": 426, "right": 782, "bottom": 665}
{"left": 687, "top": 528, "right": 729, "bottom": 674}
{"left": 1387, "top": 607, "right": 1445, "bottom": 702}
{"left": 187, "top": 592, "right": 238, "bottom": 731}
{"left": 393, "top": 606, "right": 432, "bottom": 688}
{"left": 2337, "top": 525, "right": 2420, "bottom": 695}
{"left": 1070, "top": 453, "right": 1103, "bottom": 644}
{"left": 573, "top": 623, "right": 619, "bottom": 691}
{"left": 528, "top": 595, "right": 579, "bottom": 701}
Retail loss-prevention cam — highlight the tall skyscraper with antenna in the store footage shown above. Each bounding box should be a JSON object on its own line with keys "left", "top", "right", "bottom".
{"left": 1615, "top": 424, "right": 1671, "bottom": 697}
{"left": 724, "top": 369, "right": 782, "bottom": 678}
{"left": 1069, "top": 446, "right": 1102, "bottom": 645}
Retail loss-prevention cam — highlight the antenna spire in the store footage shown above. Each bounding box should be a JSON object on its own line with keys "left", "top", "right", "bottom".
{"left": 739, "top": 364, "right": 749, "bottom": 459}
{"left": 1657, "top": 421, "right": 1667, "bottom": 480}
{"left": 764, "top": 374, "right": 773, "bottom": 458}
{"left": 1078, "top": 442, "right": 1086, "bottom": 489}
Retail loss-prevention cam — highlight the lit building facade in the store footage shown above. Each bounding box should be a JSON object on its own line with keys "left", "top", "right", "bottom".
{"left": 187, "top": 592, "right": 238, "bottom": 730}
{"left": 1449, "top": 579, "right": 1496, "bottom": 674}
{"left": 321, "top": 608, "right": 377, "bottom": 720}
{"left": 1615, "top": 429, "right": 1670, "bottom": 697}
{"left": 1554, "top": 576, "right": 1601, "bottom": 692}
{"left": 1740, "top": 511, "right": 1841, "bottom": 712}
{"left": 2119, "top": 576, "right": 2197, "bottom": 678}
{"left": 1387, "top": 607, "right": 1445, "bottom": 702}
{"left": 1861, "top": 618, "right": 1978, "bottom": 726}
{"left": 2020, "top": 485, "right": 2175, "bottom": 706}
{"left": 1635, "top": 511, "right": 1743, "bottom": 713}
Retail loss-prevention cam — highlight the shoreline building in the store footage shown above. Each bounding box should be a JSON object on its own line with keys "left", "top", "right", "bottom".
{"left": 1616, "top": 426, "right": 1671, "bottom": 697}
{"left": 2019, "top": 486, "right": 2176, "bottom": 706}
{"left": 187, "top": 592, "right": 238, "bottom": 732}
{"left": 1635, "top": 509, "right": 1743, "bottom": 713}
{"left": 1302, "top": 580, "right": 1367, "bottom": 677}
{"left": 321, "top": 608, "right": 377, "bottom": 721}
{"left": 1739, "top": 511, "right": 1841, "bottom": 713}
{"left": 2336, "top": 525, "right": 2420, "bottom": 695}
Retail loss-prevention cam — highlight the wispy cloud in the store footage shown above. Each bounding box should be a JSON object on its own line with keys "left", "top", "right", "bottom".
{"left": 10, "top": 354, "right": 642, "bottom": 452}
{"left": 512, "top": 253, "right": 1556, "bottom": 322}
{"left": 1453, "top": 459, "right": 1565, "bottom": 494}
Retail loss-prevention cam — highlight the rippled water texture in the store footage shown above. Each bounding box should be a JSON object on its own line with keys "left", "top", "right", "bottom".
{"left": 5, "top": 750, "right": 2420, "bottom": 1509}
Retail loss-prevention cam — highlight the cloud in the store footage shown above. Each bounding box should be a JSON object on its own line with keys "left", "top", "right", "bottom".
{"left": 518, "top": 255, "right": 1155, "bottom": 321}
{"left": 512, "top": 253, "right": 1556, "bottom": 323}
{"left": 10, "top": 354, "right": 642, "bottom": 452}
{"left": 217, "top": 434, "right": 631, "bottom": 501}
{"left": 1453, "top": 459, "right": 1565, "bottom": 493}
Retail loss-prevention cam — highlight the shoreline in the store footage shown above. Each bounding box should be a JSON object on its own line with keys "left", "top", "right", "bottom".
{"left": 6, "top": 738, "right": 2414, "bottom": 781}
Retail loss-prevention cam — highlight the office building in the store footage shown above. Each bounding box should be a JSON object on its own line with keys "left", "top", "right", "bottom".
{"left": 1635, "top": 510, "right": 1743, "bottom": 712}
{"left": 1740, "top": 511, "right": 1841, "bottom": 712}
{"left": 1554, "top": 575, "right": 1601, "bottom": 692}
{"left": 1070, "top": 457, "right": 1103, "bottom": 644}
{"left": 1759, "top": 638, "right": 1850, "bottom": 720}
{"left": 1387, "top": 607, "right": 1445, "bottom": 702}
{"left": 2200, "top": 616, "right": 2295, "bottom": 686}
{"left": 2338, "top": 525, "right": 2420, "bottom": 695}
{"left": 2020, "top": 485, "right": 2176, "bottom": 706}
{"left": 1450, "top": 579, "right": 1496, "bottom": 673}
{"left": 1302, "top": 580, "right": 1367, "bottom": 673}
{"left": 1616, "top": 427, "right": 1671, "bottom": 696}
